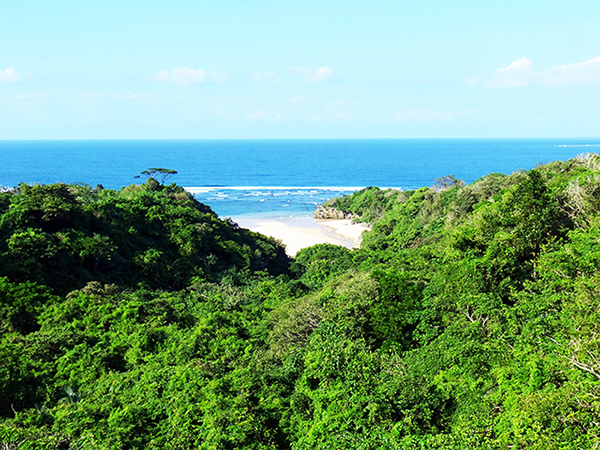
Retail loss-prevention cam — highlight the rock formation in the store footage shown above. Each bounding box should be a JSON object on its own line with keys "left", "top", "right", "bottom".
{"left": 313, "top": 205, "right": 357, "bottom": 220}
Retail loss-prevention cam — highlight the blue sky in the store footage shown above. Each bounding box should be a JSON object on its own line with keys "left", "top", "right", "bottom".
{"left": 1, "top": 0, "right": 599, "bottom": 139}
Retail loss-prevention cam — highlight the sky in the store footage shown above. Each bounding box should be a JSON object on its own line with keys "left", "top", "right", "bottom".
{"left": 1, "top": 0, "right": 599, "bottom": 139}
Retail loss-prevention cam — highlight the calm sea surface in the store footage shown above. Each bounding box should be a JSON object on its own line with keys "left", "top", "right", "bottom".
{"left": 1, "top": 139, "right": 598, "bottom": 218}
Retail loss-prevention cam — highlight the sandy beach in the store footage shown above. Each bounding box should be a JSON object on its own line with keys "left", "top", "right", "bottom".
{"left": 233, "top": 217, "right": 370, "bottom": 256}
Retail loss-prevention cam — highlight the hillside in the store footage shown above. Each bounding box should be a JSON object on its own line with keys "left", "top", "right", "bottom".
{"left": 2, "top": 155, "right": 600, "bottom": 449}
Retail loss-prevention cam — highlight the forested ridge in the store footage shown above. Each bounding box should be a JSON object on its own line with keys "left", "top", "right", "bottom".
{"left": 2, "top": 154, "right": 600, "bottom": 449}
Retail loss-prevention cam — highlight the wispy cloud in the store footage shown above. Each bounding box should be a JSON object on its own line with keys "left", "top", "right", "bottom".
{"left": 78, "top": 92, "right": 153, "bottom": 102}
{"left": 291, "top": 66, "right": 334, "bottom": 83}
{"left": 126, "top": 94, "right": 153, "bottom": 100}
{"left": 253, "top": 71, "right": 283, "bottom": 85}
{"left": 327, "top": 98, "right": 355, "bottom": 109}
{"left": 393, "top": 108, "right": 465, "bottom": 121}
{"left": 540, "top": 56, "right": 600, "bottom": 86}
{"left": 324, "top": 98, "right": 356, "bottom": 120}
{"left": 152, "top": 67, "right": 228, "bottom": 85}
{"left": 467, "top": 57, "right": 532, "bottom": 88}
{"left": 243, "top": 109, "right": 269, "bottom": 121}
{"left": 0, "top": 67, "right": 21, "bottom": 83}
{"left": 15, "top": 92, "right": 50, "bottom": 100}
{"left": 334, "top": 112, "right": 353, "bottom": 120}
{"left": 242, "top": 109, "right": 284, "bottom": 121}
{"left": 469, "top": 56, "right": 600, "bottom": 88}
{"left": 78, "top": 91, "right": 106, "bottom": 98}
{"left": 288, "top": 95, "right": 305, "bottom": 104}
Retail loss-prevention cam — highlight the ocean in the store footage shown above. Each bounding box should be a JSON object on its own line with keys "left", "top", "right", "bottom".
{"left": 1, "top": 138, "right": 598, "bottom": 218}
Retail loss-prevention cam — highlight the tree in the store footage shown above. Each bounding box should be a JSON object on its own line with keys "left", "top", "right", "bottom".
{"left": 134, "top": 168, "right": 178, "bottom": 185}
{"left": 432, "top": 175, "right": 464, "bottom": 192}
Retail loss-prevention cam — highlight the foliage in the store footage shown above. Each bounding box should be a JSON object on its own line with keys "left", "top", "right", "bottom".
{"left": 134, "top": 167, "right": 178, "bottom": 185}
{"left": 0, "top": 182, "right": 288, "bottom": 294}
{"left": 290, "top": 243, "right": 353, "bottom": 289}
{"left": 3, "top": 154, "right": 600, "bottom": 448}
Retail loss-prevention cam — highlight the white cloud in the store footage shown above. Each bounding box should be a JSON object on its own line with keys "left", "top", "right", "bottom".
{"left": 540, "top": 56, "right": 600, "bottom": 86}
{"left": 126, "top": 94, "right": 153, "bottom": 100}
{"left": 468, "top": 57, "right": 532, "bottom": 88}
{"left": 327, "top": 98, "right": 354, "bottom": 109}
{"left": 253, "top": 71, "right": 283, "bottom": 85}
{"left": 288, "top": 95, "right": 305, "bottom": 104}
{"left": 0, "top": 67, "right": 21, "bottom": 83}
{"left": 323, "top": 98, "right": 356, "bottom": 120}
{"left": 242, "top": 109, "right": 284, "bottom": 121}
{"left": 335, "top": 112, "right": 353, "bottom": 120}
{"left": 469, "top": 56, "right": 600, "bottom": 88}
{"left": 253, "top": 71, "right": 275, "bottom": 82}
{"left": 293, "top": 66, "right": 334, "bottom": 83}
{"left": 15, "top": 92, "right": 49, "bottom": 100}
{"left": 78, "top": 91, "right": 106, "bottom": 98}
{"left": 491, "top": 57, "right": 532, "bottom": 87}
{"left": 206, "top": 68, "right": 228, "bottom": 84}
{"left": 152, "top": 67, "right": 228, "bottom": 85}
{"left": 393, "top": 108, "right": 459, "bottom": 121}
{"left": 243, "top": 109, "right": 269, "bottom": 121}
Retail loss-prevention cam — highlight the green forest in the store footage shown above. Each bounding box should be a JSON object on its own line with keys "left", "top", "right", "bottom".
{"left": 2, "top": 154, "right": 600, "bottom": 449}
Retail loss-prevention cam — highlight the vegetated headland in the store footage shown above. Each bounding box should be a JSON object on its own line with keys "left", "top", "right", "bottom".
{"left": 1, "top": 153, "right": 600, "bottom": 448}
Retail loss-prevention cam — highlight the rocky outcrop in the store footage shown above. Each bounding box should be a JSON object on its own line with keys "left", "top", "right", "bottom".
{"left": 313, "top": 205, "right": 357, "bottom": 220}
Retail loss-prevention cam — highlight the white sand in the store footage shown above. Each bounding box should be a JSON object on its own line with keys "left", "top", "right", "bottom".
{"left": 234, "top": 217, "right": 370, "bottom": 256}
{"left": 318, "top": 219, "right": 370, "bottom": 243}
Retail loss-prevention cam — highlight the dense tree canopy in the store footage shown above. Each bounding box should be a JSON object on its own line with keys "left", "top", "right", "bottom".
{"left": 2, "top": 154, "right": 600, "bottom": 448}
{"left": 0, "top": 180, "right": 288, "bottom": 294}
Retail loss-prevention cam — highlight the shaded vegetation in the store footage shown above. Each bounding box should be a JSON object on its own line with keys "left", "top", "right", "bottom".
{"left": 2, "top": 153, "right": 600, "bottom": 448}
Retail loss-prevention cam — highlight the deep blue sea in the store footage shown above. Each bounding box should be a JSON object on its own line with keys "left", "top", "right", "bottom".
{"left": 1, "top": 139, "right": 599, "bottom": 218}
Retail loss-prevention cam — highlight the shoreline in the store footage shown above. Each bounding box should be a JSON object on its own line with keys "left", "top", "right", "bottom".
{"left": 233, "top": 216, "right": 370, "bottom": 256}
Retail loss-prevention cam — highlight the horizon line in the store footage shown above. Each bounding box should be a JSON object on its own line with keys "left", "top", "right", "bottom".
{"left": 1, "top": 137, "right": 600, "bottom": 142}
